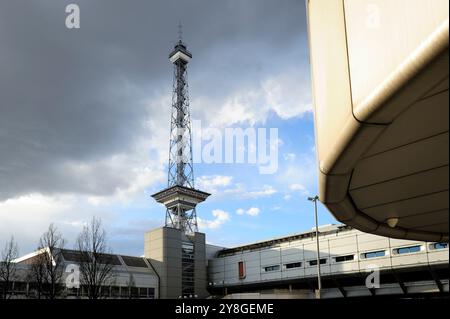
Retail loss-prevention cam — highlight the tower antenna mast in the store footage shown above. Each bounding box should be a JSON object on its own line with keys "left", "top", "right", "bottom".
{"left": 178, "top": 22, "right": 183, "bottom": 42}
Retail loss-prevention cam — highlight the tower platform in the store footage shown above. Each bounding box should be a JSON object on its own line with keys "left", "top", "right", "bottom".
{"left": 151, "top": 185, "right": 210, "bottom": 211}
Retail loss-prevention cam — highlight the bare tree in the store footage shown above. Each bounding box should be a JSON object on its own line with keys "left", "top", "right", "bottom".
{"left": 28, "top": 252, "right": 46, "bottom": 299}
{"left": 126, "top": 273, "right": 136, "bottom": 299}
{"left": 40, "top": 224, "right": 66, "bottom": 299}
{"left": 0, "top": 236, "right": 19, "bottom": 299}
{"left": 76, "top": 216, "right": 115, "bottom": 299}
{"left": 27, "top": 224, "right": 66, "bottom": 299}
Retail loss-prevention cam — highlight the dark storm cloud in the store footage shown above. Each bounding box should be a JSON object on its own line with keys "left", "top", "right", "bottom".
{"left": 0, "top": 0, "right": 307, "bottom": 200}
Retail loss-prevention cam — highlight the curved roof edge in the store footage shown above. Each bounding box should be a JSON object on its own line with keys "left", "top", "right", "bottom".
{"left": 307, "top": 0, "right": 449, "bottom": 242}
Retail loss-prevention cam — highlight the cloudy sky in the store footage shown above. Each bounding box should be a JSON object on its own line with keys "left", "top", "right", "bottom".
{"left": 0, "top": 0, "right": 338, "bottom": 257}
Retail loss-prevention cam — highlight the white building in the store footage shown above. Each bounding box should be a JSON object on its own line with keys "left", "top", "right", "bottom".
{"left": 207, "top": 225, "right": 449, "bottom": 298}
{"left": 9, "top": 249, "right": 159, "bottom": 299}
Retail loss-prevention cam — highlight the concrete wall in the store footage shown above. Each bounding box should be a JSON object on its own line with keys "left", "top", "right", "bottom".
{"left": 145, "top": 227, "right": 182, "bottom": 299}
{"left": 193, "top": 232, "right": 209, "bottom": 298}
{"left": 144, "top": 227, "right": 208, "bottom": 299}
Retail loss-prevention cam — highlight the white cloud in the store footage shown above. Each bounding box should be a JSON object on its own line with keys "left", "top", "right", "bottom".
{"left": 235, "top": 207, "right": 260, "bottom": 217}
{"left": 0, "top": 191, "right": 165, "bottom": 256}
{"left": 0, "top": 194, "right": 117, "bottom": 254}
{"left": 246, "top": 207, "right": 260, "bottom": 216}
{"left": 283, "top": 194, "right": 292, "bottom": 201}
{"left": 277, "top": 149, "right": 318, "bottom": 196}
{"left": 0, "top": 194, "right": 73, "bottom": 222}
{"left": 289, "top": 183, "right": 310, "bottom": 196}
{"left": 205, "top": 183, "right": 276, "bottom": 201}
{"left": 283, "top": 153, "right": 296, "bottom": 161}
{"left": 198, "top": 209, "right": 230, "bottom": 230}
{"left": 193, "top": 70, "right": 312, "bottom": 128}
{"left": 196, "top": 175, "right": 233, "bottom": 194}
{"left": 262, "top": 72, "right": 312, "bottom": 120}
{"left": 243, "top": 185, "right": 277, "bottom": 199}
{"left": 208, "top": 90, "right": 263, "bottom": 127}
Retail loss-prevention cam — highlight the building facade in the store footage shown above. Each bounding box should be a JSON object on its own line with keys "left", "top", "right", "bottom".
{"left": 8, "top": 249, "right": 159, "bottom": 299}
{"left": 208, "top": 225, "right": 449, "bottom": 298}
{"left": 144, "top": 227, "right": 208, "bottom": 299}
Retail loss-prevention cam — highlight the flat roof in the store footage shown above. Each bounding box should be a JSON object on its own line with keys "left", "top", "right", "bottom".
{"left": 216, "top": 224, "right": 352, "bottom": 257}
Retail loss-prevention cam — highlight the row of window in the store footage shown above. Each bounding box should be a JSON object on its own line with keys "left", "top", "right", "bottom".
{"left": 263, "top": 258, "right": 327, "bottom": 272}
{"left": 2, "top": 282, "right": 156, "bottom": 299}
{"left": 363, "top": 243, "right": 448, "bottom": 259}
{"left": 257, "top": 243, "right": 448, "bottom": 273}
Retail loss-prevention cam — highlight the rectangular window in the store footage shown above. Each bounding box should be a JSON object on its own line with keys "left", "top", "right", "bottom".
{"left": 363, "top": 250, "right": 386, "bottom": 259}
{"left": 148, "top": 287, "right": 155, "bottom": 299}
{"left": 433, "top": 243, "right": 448, "bottom": 250}
{"left": 285, "top": 262, "right": 302, "bottom": 269}
{"left": 264, "top": 265, "right": 280, "bottom": 272}
{"left": 181, "top": 241, "right": 195, "bottom": 297}
{"left": 394, "top": 245, "right": 421, "bottom": 254}
{"left": 309, "top": 258, "right": 327, "bottom": 266}
{"left": 131, "top": 287, "right": 139, "bottom": 298}
{"left": 120, "top": 286, "right": 130, "bottom": 298}
{"left": 238, "top": 261, "right": 246, "bottom": 279}
{"left": 13, "top": 282, "right": 27, "bottom": 293}
{"left": 137, "top": 287, "right": 144, "bottom": 297}
{"left": 111, "top": 286, "right": 120, "bottom": 298}
{"left": 335, "top": 254, "right": 354, "bottom": 263}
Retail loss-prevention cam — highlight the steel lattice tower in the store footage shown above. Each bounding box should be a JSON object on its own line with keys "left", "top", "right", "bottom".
{"left": 168, "top": 38, "right": 194, "bottom": 188}
{"left": 151, "top": 33, "right": 210, "bottom": 235}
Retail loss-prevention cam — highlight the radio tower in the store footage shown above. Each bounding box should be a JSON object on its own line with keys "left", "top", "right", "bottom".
{"left": 151, "top": 26, "right": 210, "bottom": 235}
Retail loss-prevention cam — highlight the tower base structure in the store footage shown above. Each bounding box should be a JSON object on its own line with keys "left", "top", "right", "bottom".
{"left": 144, "top": 226, "right": 208, "bottom": 299}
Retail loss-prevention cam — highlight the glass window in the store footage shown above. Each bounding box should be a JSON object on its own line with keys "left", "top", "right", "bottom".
{"left": 395, "top": 245, "right": 421, "bottom": 254}
{"left": 264, "top": 265, "right": 280, "bottom": 272}
{"left": 121, "top": 286, "right": 130, "bottom": 298}
{"left": 285, "top": 262, "right": 302, "bottom": 269}
{"left": 66, "top": 287, "right": 79, "bottom": 297}
{"left": 139, "top": 287, "right": 148, "bottom": 297}
{"left": 433, "top": 243, "right": 448, "bottom": 250}
{"left": 363, "top": 250, "right": 385, "bottom": 259}
{"left": 130, "top": 287, "right": 139, "bottom": 298}
{"left": 309, "top": 258, "right": 327, "bottom": 266}
{"left": 181, "top": 241, "right": 195, "bottom": 297}
{"left": 101, "top": 286, "right": 111, "bottom": 297}
{"left": 335, "top": 255, "right": 354, "bottom": 262}
{"left": 111, "top": 286, "right": 120, "bottom": 297}
{"left": 13, "top": 282, "right": 27, "bottom": 293}
{"left": 148, "top": 287, "right": 155, "bottom": 299}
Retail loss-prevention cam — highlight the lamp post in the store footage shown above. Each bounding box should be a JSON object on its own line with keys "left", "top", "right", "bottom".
{"left": 308, "top": 195, "right": 322, "bottom": 299}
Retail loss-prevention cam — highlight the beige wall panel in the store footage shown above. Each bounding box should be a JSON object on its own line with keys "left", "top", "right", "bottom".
{"left": 307, "top": 0, "right": 355, "bottom": 174}
{"left": 344, "top": 0, "right": 449, "bottom": 114}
